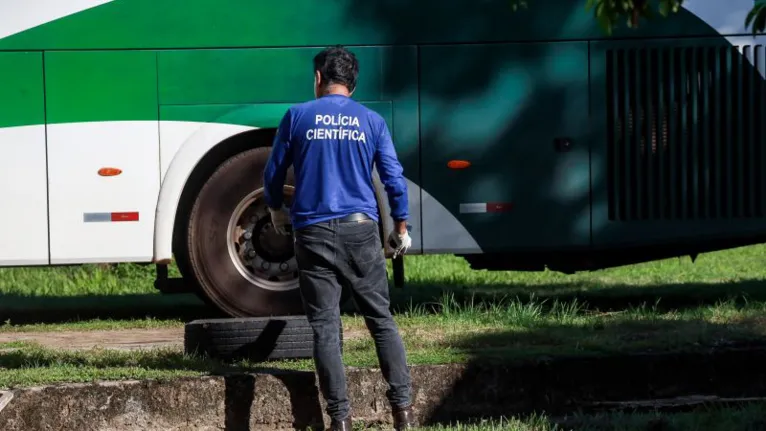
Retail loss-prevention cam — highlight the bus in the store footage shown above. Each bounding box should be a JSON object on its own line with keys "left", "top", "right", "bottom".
{"left": 0, "top": 0, "right": 763, "bottom": 318}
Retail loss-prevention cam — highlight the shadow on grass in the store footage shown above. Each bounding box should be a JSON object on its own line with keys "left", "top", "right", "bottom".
{"left": 3, "top": 276, "right": 766, "bottom": 325}
{"left": 419, "top": 320, "right": 766, "bottom": 427}
{"left": 387, "top": 278, "right": 766, "bottom": 315}
{"left": 3, "top": 316, "right": 760, "bottom": 371}
{"left": 2, "top": 316, "right": 766, "bottom": 428}
{"left": 0, "top": 293, "right": 224, "bottom": 325}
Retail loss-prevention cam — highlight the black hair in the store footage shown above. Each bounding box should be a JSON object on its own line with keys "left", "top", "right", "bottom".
{"left": 313, "top": 45, "right": 359, "bottom": 93}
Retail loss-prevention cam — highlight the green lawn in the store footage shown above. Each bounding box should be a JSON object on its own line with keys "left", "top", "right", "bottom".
{"left": 1, "top": 247, "right": 766, "bottom": 431}
{"left": 0, "top": 245, "right": 765, "bottom": 388}
{"left": 3, "top": 243, "right": 766, "bottom": 318}
{"left": 411, "top": 404, "right": 766, "bottom": 430}
{"left": 1, "top": 291, "right": 765, "bottom": 388}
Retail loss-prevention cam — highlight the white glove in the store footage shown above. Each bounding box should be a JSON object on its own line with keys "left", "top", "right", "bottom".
{"left": 387, "top": 229, "right": 412, "bottom": 259}
{"left": 268, "top": 206, "right": 291, "bottom": 235}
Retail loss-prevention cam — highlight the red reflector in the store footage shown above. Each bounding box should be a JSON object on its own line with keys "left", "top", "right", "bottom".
{"left": 487, "top": 203, "right": 513, "bottom": 213}
{"left": 111, "top": 212, "right": 139, "bottom": 222}
{"left": 447, "top": 160, "right": 471, "bottom": 169}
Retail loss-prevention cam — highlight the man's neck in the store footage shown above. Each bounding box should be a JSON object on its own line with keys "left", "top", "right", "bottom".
{"left": 320, "top": 85, "right": 350, "bottom": 97}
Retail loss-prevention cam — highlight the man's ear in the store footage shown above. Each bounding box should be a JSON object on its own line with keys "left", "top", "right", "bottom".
{"left": 314, "top": 70, "right": 322, "bottom": 86}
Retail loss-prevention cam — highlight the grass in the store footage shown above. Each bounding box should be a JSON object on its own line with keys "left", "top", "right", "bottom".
{"left": 397, "top": 245, "right": 766, "bottom": 311}
{"left": 3, "top": 244, "right": 766, "bottom": 314}
{"left": 0, "top": 245, "right": 765, "bottom": 388}
{"left": 1, "top": 247, "right": 766, "bottom": 430}
{"left": 3, "top": 244, "right": 766, "bottom": 330}
{"left": 3, "top": 340, "right": 766, "bottom": 430}
{"left": 0, "top": 318, "right": 183, "bottom": 333}
{"left": 0, "top": 346, "right": 204, "bottom": 388}
{"left": 409, "top": 404, "right": 766, "bottom": 430}
{"left": 1, "top": 292, "right": 766, "bottom": 388}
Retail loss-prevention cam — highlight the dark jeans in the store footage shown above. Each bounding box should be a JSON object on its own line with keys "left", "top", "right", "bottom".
{"left": 293, "top": 215, "right": 412, "bottom": 421}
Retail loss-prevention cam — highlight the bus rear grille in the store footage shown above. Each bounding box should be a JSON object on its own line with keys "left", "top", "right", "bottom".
{"left": 606, "top": 45, "right": 765, "bottom": 221}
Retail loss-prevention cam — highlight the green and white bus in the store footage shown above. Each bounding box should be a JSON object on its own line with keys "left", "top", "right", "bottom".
{"left": 0, "top": 0, "right": 763, "bottom": 317}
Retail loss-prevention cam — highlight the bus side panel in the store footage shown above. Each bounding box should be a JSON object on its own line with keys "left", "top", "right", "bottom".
{"left": 0, "top": 52, "right": 49, "bottom": 266}
{"left": 44, "top": 50, "right": 160, "bottom": 264}
{"left": 381, "top": 46, "right": 422, "bottom": 253}
{"left": 157, "top": 46, "right": 423, "bottom": 253}
{"left": 418, "top": 42, "right": 591, "bottom": 254}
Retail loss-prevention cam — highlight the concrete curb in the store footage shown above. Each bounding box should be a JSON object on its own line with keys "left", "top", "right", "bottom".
{"left": 0, "top": 391, "right": 13, "bottom": 414}
{"left": 2, "top": 346, "right": 766, "bottom": 430}
{"left": 0, "top": 367, "right": 437, "bottom": 431}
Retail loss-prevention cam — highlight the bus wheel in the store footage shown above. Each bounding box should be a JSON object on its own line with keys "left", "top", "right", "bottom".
{"left": 186, "top": 147, "right": 303, "bottom": 317}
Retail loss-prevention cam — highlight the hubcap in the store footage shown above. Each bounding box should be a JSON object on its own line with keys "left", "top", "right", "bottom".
{"left": 226, "top": 187, "right": 299, "bottom": 292}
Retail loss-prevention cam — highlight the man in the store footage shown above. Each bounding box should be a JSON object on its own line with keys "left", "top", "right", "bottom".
{"left": 263, "top": 45, "right": 416, "bottom": 431}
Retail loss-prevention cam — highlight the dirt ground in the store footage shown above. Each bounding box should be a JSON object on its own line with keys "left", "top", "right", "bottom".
{"left": 0, "top": 326, "right": 370, "bottom": 351}
{"left": 0, "top": 328, "right": 185, "bottom": 351}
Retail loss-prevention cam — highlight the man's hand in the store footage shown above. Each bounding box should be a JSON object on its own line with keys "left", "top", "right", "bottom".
{"left": 268, "top": 206, "right": 291, "bottom": 235}
{"left": 387, "top": 221, "right": 412, "bottom": 259}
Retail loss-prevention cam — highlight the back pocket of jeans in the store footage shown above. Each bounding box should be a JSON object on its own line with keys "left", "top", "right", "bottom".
{"left": 345, "top": 223, "right": 381, "bottom": 267}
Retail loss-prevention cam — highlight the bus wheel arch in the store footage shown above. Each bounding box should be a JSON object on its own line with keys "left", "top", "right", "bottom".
{"left": 169, "top": 128, "right": 277, "bottom": 286}
{"left": 160, "top": 127, "right": 389, "bottom": 317}
{"left": 158, "top": 127, "right": 307, "bottom": 317}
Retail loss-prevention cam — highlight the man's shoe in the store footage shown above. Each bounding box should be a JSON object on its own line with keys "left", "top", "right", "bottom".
{"left": 328, "top": 416, "right": 353, "bottom": 431}
{"left": 392, "top": 404, "right": 417, "bottom": 430}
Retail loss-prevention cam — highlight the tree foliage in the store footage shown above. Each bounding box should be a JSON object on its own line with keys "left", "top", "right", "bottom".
{"left": 745, "top": 0, "right": 766, "bottom": 34}
{"left": 511, "top": 0, "right": 766, "bottom": 35}
{"left": 584, "top": 0, "right": 766, "bottom": 35}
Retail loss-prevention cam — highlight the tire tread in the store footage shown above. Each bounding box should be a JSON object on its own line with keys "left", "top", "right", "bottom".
{"left": 184, "top": 316, "right": 343, "bottom": 362}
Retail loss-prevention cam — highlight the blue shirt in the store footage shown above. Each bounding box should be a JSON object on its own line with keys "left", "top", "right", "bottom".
{"left": 263, "top": 94, "right": 409, "bottom": 230}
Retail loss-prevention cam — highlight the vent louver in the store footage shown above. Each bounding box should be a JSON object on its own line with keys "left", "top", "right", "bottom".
{"left": 606, "top": 45, "right": 765, "bottom": 221}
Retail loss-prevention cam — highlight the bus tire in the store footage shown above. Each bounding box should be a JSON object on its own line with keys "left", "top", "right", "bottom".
{"left": 186, "top": 147, "right": 304, "bottom": 317}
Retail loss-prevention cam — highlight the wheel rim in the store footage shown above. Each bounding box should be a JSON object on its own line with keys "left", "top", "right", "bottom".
{"left": 226, "top": 186, "right": 299, "bottom": 292}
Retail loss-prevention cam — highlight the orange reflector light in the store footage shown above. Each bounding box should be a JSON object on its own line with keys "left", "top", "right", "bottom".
{"left": 98, "top": 167, "right": 122, "bottom": 177}
{"left": 447, "top": 160, "right": 471, "bottom": 169}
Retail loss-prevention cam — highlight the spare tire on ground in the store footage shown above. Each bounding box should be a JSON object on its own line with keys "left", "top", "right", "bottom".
{"left": 184, "top": 316, "right": 343, "bottom": 362}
